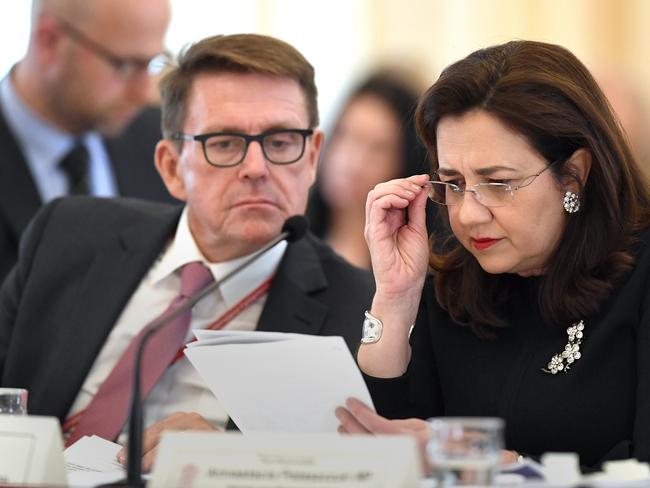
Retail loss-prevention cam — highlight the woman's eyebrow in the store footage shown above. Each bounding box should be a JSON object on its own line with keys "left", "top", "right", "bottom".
{"left": 437, "top": 165, "right": 518, "bottom": 177}
{"left": 475, "top": 165, "right": 518, "bottom": 175}
{"left": 436, "top": 168, "right": 460, "bottom": 177}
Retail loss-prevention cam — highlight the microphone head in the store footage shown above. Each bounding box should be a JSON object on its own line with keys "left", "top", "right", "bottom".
{"left": 282, "top": 215, "right": 309, "bottom": 242}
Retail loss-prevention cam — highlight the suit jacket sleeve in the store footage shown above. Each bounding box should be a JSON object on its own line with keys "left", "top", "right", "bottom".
{"left": 0, "top": 199, "right": 61, "bottom": 381}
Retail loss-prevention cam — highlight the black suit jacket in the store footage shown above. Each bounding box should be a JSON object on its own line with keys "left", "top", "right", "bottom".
{"left": 0, "top": 106, "right": 174, "bottom": 282}
{"left": 0, "top": 197, "right": 374, "bottom": 422}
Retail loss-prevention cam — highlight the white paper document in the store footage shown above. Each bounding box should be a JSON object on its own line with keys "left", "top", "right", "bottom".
{"left": 64, "top": 435, "right": 124, "bottom": 486}
{"left": 185, "top": 331, "right": 374, "bottom": 433}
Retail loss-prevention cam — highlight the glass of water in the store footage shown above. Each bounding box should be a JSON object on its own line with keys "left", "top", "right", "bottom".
{"left": 0, "top": 388, "right": 28, "bottom": 415}
{"left": 426, "top": 417, "right": 504, "bottom": 487}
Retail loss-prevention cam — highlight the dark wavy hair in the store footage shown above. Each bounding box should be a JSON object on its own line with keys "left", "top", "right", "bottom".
{"left": 415, "top": 40, "right": 650, "bottom": 333}
{"left": 307, "top": 71, "right": 429, "bottom": 237}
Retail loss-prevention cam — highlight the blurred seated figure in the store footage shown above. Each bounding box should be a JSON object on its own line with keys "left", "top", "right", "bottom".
{"left": 0, "top": 0, "right": 173, "bottom": 282}
{"left": 307, "top": 71, "right": 429, "bottom": 269}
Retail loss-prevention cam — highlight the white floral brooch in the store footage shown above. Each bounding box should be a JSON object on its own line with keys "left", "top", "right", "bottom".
{"left": 542, "top": 320, "right": 585, "bottom": 374}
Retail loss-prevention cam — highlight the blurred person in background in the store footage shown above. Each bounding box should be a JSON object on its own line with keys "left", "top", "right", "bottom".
{"left": 0, "top": 0, "right": 173, "bottom": 282}
{"left": 307, "top": 71, "right": 430, "bottom": 269}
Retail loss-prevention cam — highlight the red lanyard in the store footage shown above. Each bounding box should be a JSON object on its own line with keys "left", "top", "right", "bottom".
{"left": 64, "top": 275, "right": 273, "bottom": 437}
{"left": 169, "top": 276, "right": 273, "bottom": 364}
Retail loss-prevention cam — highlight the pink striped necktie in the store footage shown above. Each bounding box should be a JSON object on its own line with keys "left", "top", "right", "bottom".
{"left": 66, "top": 261, "right": 214, "bottom": 445}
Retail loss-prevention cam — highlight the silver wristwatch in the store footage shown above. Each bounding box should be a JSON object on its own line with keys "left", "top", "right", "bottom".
{"left": 361, "top": 310, "right": 383, "bottom": 344}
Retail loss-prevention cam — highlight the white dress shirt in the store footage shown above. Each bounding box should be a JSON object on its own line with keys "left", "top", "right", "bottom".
{"left": 67, "top": 208, "right": 287, "bottom": 436}
{"left": 0, "top": 72, "right": 117, "bottom": 201}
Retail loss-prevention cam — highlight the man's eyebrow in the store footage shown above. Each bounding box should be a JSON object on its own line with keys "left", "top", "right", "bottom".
{"left": 437, "top": 165, "right": 518, "bottom": 177}
{"left": 200, "top": 123, "right": 301, "bottom": 134}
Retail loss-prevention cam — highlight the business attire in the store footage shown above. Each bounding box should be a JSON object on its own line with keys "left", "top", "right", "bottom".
{"left": 0, "top": 75, "right": 173, "bottom": 282}
{"left": 0, "top": 197, "right": 374, "bottom": 432}
{"left": 364, "top": 228, "right": 650, "bottom": 468}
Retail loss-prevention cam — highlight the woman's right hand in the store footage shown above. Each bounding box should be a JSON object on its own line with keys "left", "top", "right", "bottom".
{"left": 365, "top": 174, "right": 431, "bottom": 303}
{"left": 360, "top": 174, "right": 431, "bottom": 377}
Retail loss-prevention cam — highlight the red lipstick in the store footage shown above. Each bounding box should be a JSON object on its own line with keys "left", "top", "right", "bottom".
{"left": 471, "top": 237, "right": 501, "bottom": 251}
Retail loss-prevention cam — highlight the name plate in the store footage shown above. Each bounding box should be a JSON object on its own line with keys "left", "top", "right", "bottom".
{"left": 149, "top": 432, "right": 421, "bottom": 488}
{"left": 0, "top": 415, "right": 67, "bottom": 485}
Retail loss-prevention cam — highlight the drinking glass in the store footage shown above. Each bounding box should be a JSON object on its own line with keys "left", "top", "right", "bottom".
{"left": 426, "top": 417, "right": 504, "bottom": 487}
{"left": 0, "top": 388, "right": 28, "bottom": 415}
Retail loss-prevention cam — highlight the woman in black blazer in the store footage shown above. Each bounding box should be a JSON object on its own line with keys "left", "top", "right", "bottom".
{"left": 336, "top": 40, "right": 650, "bottom": 469}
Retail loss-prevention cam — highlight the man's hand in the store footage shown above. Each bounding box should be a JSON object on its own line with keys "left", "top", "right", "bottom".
{"left": 116, "top": 412, "right": 218, "bottom": 472}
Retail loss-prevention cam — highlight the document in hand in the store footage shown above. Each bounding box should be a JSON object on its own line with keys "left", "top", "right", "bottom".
{"left": 64, "top": 435, "right": 126, "bottom": 487}
{"left": 184, "top": 330, "right": 375, "bottom": 433}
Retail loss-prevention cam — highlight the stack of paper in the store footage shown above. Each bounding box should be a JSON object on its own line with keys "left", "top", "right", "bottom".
{"left": 185, "top": 330, "right": 374, "bottom": 433}
{"left": 64, "top": 435, "right": 125, "bottom": 486}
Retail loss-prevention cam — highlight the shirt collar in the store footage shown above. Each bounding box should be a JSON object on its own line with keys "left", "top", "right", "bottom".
{"left": 0, "top": 71, "right": 93, "bottom": 170}
{"left": 151, "top": 207, "right": 287, "bottom": 308}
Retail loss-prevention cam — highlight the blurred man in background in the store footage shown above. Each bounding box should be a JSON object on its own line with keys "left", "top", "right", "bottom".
{"left": 0, "top": 0, "right": 173, "bottom": 281}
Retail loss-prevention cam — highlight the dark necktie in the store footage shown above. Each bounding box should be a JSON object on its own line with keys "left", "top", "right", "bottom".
{"left": 59, "top": 141, "right": 90, "bottom": 195}
{"left": 65, "top": 262, "right": 215, "bottom": 445}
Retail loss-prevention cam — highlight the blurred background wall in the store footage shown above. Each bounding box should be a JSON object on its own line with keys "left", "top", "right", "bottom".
{"left": 2, "top": 0, "right": 649, "bottom": 167}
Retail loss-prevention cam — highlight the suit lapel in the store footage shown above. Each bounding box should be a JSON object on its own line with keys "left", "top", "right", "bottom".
{"left": 41, "top": 204, "right": 183, "bottom": 420}
{"left": 0, "top": 105, "right": 42, "bottom": 238}
{"left": 257, "top": 237, "right": 329, "bottom": 335}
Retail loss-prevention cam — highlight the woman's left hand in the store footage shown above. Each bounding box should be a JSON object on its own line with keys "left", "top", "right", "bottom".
{"left": 336, "top": 397, "right": 429, "bottom": 437}
{"left": 336, "top": 398, "right": 521, "bottom": 470}
{"left": 336, "top": 397, "right": 431, "bottom": 468}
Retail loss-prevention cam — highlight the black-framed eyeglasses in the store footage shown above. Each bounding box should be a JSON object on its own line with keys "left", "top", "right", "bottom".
{"left": 426, "top": 159, "right": 561, "bottom": 207}
{"left": 171, "top": 129, "right": 314, "bottom": 168}
{"left": 56, "top": 17, "right": 169, "bottom": 78}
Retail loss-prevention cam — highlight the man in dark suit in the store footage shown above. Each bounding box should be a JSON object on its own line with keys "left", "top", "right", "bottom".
{"left": 0, "top": 0, "right": 173, "bottom": 282}
{"left": 0, "top": 33, "right": 373, "bottom": 469}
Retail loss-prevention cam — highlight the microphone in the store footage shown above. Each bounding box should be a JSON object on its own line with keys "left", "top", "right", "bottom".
{"left": 110, "top": 215, "right": 308, "bottom": 487}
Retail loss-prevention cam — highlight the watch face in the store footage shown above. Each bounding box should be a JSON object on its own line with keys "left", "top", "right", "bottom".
{"left": 361, "top": 315, "right": 382, "bottom": 343}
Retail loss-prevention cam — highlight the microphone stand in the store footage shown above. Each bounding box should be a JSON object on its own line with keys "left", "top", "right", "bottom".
{"left": 104, "top": 216, "right": 307, "bottom": 487}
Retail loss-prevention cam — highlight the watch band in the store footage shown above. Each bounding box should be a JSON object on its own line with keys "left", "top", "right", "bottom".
{"left": 361, "top": 311, "right": 416, "bottom": 345}
{"left": 361, "top": 310, "right": 383, "bottom": 344}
